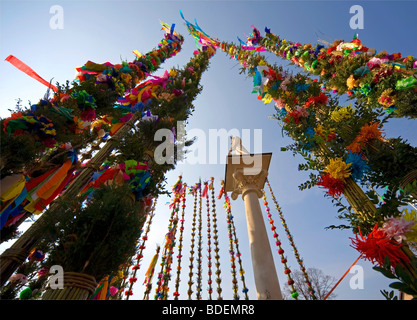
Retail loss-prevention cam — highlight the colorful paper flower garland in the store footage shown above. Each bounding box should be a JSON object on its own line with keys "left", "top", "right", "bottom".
{"left": 259, "top": 28, "right": 417, "bottom": 117}
{"left": 265, "top": 179, "right": 317, "bottom": 300}
{"left": 125, "top": 197, "right": 157, "bottom": 300}
{"left": 187, "top": 181, "right": 200, "bottom": 299}
{"left": 261, "top": 190, "right": 298, "bottom": 300}
{"left": 173, "top": 182, "right": 187, "bottom": 299}
{"left": 210, "top": 178, "right": 223, "bottom": 300}
{"left": 218, "top": 182, "right": 249, "bottom": 300}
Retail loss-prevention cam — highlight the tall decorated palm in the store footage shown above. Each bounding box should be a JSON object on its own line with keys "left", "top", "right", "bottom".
{"left": 215, "top": 28, "right": 417, "bottom": 297}
{"left": 0, "top": 23, "right": 216, "bottom": 300}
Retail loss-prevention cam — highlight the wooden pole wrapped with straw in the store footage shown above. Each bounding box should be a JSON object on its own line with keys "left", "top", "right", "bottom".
{"left": 42, "top": 272, "right": 97, "bottom": 300}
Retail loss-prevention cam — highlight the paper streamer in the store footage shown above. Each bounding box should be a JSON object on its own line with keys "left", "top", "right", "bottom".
{"left": 5, "top": 55, "right": 58, "bottom": 92}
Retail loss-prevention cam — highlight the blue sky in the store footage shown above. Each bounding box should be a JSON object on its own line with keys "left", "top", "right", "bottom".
{"left": 1, "top": 0, "right": 416, "bottom": 300}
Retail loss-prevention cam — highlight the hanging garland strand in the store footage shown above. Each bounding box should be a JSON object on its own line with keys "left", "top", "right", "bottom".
{"left": 259, "top": 28, "right": 417, "bottom": 118}
{"left": 196, "top": 180, "right": 203, "bottom": 300}
{"left": 154, "top": 196, "right": 178, "bottom": 300}
{"left": 160, "top": 177, "right": 184, "bottom": 300}
{"left": 220, "top": 181, "right": 240, "bottom": 300}
{"left": 143, "top": 245, "right": 161, "bottom": 300}
{"left": 203, "top": 181, "right": 213, "bottom": 300}
{"left": 265, "top": 179, "right": 318, "bottom": 300}
{"left": 161, "top": 213, "right": 178, "bottom": 300}
{"left": 228, "top": 205, "right": 249, "bottom": 300}
{"left": 261, "top": 190, "right": 299, "bottom": 300}
{"left": 187, "top": 184, "right": 199, "bottom": 299}
{"left": 125, "top": 197, "right": 157, "bottom": 300}
{"left": 211, "top": 178, "right": 223, "bottom": 300}
{"left": 158, "top": 178, "right": 183, "bottom": 300}
{"left": 173, "top": 183, "right": 187, "bottom": 299}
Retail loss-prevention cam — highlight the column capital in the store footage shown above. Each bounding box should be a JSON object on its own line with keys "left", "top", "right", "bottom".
{"left": 231, "top": 169, "right": 268, "bottom": 200}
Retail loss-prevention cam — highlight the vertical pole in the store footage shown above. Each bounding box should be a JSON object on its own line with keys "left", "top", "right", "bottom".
{"left": 230, "top": 169, "right": 282, "bottom": 300}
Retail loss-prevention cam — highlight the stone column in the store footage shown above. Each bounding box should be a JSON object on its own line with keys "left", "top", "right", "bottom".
{"left": 231, "top": 169, "right": 282, "bottom": 300}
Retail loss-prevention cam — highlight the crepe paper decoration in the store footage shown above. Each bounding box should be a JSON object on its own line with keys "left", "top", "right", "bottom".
{"left": 79, "top": 161, "right": 150, "bottom": 203}
{"left": 0, "top": 174, "right": 26, "bottom": 203}
{"left": 173, "top": 183, "right": 187, "bottom": 300}
{"left": 13, "top": 161, "right": 74, "bottom": 218}
{"left": 187, "top": 182, "right": 199, "bottom": 299}
{"left": 90, "top": 275, "right": 116, "bottom": 300}
{"left": 208, "top": 178, "right": 223, "bottom": 300}
{"left": 71, "top": 90, "right": 97, "bottom": 121}
{"left": 346, "top": 122, "right": 383, "bottom": 154}
{"left": 350, "top": 224, "right": 410, "bottom": 269}
{"left": 314, "top": 124, "right": 336, "bottom": 142}
{"left": 395, "top": 76, "right": 417, "bottom": 90}
{"left": 155, "top": 203, "right": 179, "bottom": 300}
{"left": 5, "top": 55, "right": 58, "bottom": 92}
{"left": 195, "top": 179, "right": 204, "bottom": 300}
{"left": 330, "top": 105, "right": 354, "bottom": 122}
{"left": 76, "top": 21, "right": 184, "bottom": 88}
{"left": 358, "top": 83, "right": 372, "bottom": 96}
{"left": 304, "top": 93, "right": 328, "bottom": 108}
{"left": 265, "top": 179, "right": 317, "bottom": 299}
{"left": 346, "top": 75, "right": 359, "bottom": 90}
{"left": 345, "top": 152, "right": 369, "bottom": 182}
{"left": 217, "top": 181, "right": 246, "bottom": 300}
{"left": 224, "top": 193, "right": 240, "bottom": 300}
{"left": 324, "top": 158, "right": 352, "bottom": 182}
{"left": 3, "top": 113, "right": 57, "bottom": 147}
{"left": 180, "top": 10, "right": 220, "bottom": 51}
{"left": 8, "top": 273, "right": 28, "bottom": 285}
{"left": 155, "top": 186, "right": 182, "bottom": 300}
{"left": 257, "top": 28, "right": 417, "bottom": 118}
{"left": 381, "top": 216, "right": 417, "bottom": 243}
{"left": 34, "top": 160, "right": 73, "bottom": 201}
{"left": 18, "top": 287, "right": 33, "bottom": 300}
{"left": 0, "top": 176, "right": 29, "bottom": 229}
{"left": 317, "top": 173, "right": 346, "bottom": 198}
{"left": 143, "top": 245, "right": 161, "bottom": 300}
{"left": 27, "top": 248, "right": 45, "bottom": 264}
{"left": 204, "top": 181, "right": 213, "bottom": 299}
{"left": 227, "top": 198, "right": 249, "bottom": 300}
{"left": 261, "top": 190, "right": 298, "bottom": 300}
{"left": 126, "top": 199, "right": 157, "bottom": 300}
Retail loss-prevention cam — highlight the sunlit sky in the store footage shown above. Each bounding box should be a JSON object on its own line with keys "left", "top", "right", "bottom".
{"left": 1, "top": 0, "right": 416, "bottom": 300}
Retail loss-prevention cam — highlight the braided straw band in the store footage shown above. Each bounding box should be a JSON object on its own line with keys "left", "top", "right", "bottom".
{"left": 42, "top": 272, "right": 98, "bottom": 300}
{"left": 62, "top": 272, "right": 98, "bottom": 293}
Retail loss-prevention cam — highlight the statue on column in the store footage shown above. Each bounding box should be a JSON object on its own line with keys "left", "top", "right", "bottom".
{"left": 228, "top": 136, "right": 250, "bottom": 155}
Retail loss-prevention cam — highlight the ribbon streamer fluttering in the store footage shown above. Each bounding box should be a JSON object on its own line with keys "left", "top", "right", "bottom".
{"left": 5, "top": 55, "right": 58, "bottom": 92}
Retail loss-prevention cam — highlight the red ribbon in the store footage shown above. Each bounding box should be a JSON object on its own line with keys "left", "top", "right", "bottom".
{"left": 5, "top": 55, "right": 58, "bottom": 92}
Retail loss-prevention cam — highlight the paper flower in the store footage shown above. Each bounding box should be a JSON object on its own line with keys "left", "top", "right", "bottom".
{"left": 316, "top": 173, "right": 345, "bottom": 198}
{"left": 304, "top": 93, "right": 328, "bottom": 108}
{"left": 359, "top": 83, "right": 371, "bottom": 95}
{"left": 9, "top": 273, "right": 27, "bottom": 284}
{"left": 274, "top": 98, "right": 286, "bottom": 110}
{"left": 347, "top": 122, "right": 383, "bottom": 153}
{"left": 324, "top": 158, "right": 352, "bottom": 182}
{"left": 315, "top": 124, "right": 336, "bottom": 142}
{"left": 350, "top": 224, "right": 409, "bottom": 268}
{"left": 109, "top": 286, "right": 118, "bottom": 296}
{"left": 381, "top": 216, "right": 417, "bottom": 243}
{"left": 345, "top": 152, "right": 369, "bottom": 181}
{"left": 346, "top": 75, "right": 359, "bottom": 90}
{"left": 378, "top": 89, "right": 397, "bottom": 108}
{"left": 330, "top": 105, "right": 354, "bottom": 122}
{"left": 395, "top": 76, "right": 417, "bottom": 90}
{"left": 19, "top": 287, "right": 33, "bottom": 300}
